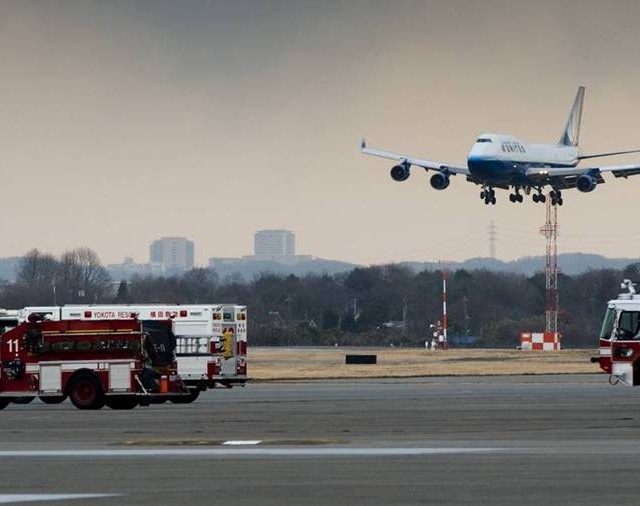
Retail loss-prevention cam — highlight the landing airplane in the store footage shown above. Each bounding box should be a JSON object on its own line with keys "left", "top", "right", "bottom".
{"left": 361, "top": 87, "right": 640, "bottom": 205}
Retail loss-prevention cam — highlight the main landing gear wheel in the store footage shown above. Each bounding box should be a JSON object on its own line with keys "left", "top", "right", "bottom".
{"left": 68, "top": 373, "right": 106, "bottom": 410}
{"left": 549, "top": 190, "right": 564, "bottom": 206}
{"left": 532, "top": 193, "right": 546, "bottom": 203}
{"left": 509, "top": 193, "right": 523, "bottom": 203}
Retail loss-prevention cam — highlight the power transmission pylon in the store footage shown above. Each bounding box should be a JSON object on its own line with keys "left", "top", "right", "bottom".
{"left": 539, "top": 194, "right": 559, "bottom": 333}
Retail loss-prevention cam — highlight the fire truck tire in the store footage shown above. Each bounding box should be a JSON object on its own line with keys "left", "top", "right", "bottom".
{"left": 0, "top": 398, "right": 10, "bottom": 410}
{"left": 11, "top": 396, "right": 35, "bottom": 404}
{"left": 105, "top": 396, "right": 139, "bottom": 410}
{"left": 39, "top": 395, "right": 67, "bottom": 405}
{"left": 170, "top": 389, "right": 200, "bottom": 404}
{"left": 67, "top": 372, "right": 106, "bottom": 410}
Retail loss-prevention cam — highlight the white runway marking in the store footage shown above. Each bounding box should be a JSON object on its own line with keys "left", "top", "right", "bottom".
{"left": 0, "top": 448, "right": 506, "bottom": 458}
{"left": 223, "top": 440, "right": 263, "bottom": 445}
{"left": 0, "top": 494, "right": 118, "bottom": 504}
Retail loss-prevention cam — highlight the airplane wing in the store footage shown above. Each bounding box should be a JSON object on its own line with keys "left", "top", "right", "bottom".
{"left": 360, "top": 139, "right": 471, "bottom": 176}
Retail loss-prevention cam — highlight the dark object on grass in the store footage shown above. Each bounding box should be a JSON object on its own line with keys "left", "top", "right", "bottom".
{"left": 345, "top": 354, "right": 377, "bottom": 365}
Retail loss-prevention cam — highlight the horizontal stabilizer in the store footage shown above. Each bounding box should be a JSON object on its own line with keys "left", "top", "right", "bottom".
{"left": 578, "top": 149, "right": 640, "bottom": 160}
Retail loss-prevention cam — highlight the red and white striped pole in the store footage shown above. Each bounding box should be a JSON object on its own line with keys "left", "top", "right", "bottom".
{"left": 442, "top": 270, "right": 448, "bottom": 348}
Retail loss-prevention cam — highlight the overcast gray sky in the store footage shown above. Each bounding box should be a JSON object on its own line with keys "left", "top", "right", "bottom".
{"left": 1, "top": 0, "right": 640, "bottom": 266}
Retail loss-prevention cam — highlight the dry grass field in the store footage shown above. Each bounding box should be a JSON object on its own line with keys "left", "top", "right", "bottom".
{"left": 248, "top": 347, "right": 598, "bottom": 380}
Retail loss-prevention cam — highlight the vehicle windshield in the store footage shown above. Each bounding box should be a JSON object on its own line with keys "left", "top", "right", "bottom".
{"left": 615, "top": 310, "right": 640, "bottom": 339}
{"left": 599, "top": 307, "right": 616, "bottom": 339}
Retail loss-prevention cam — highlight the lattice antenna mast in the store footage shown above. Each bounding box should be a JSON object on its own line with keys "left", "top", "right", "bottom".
{"left": 540, "top": 196, "right": 559, "bottom": 333}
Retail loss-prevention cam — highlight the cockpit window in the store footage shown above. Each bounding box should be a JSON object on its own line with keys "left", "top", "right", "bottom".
{"left": 476, "top": 138, "right": 492, "bottom": 143}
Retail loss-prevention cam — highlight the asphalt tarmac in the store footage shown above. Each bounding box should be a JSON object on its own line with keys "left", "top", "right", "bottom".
{"left": 1, "top": 374, "right": 640, "bottom": 505}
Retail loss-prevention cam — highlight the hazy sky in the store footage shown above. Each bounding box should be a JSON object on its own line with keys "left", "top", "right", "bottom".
{"left": 2, "top": 0, "right": 640, "bottom": 266}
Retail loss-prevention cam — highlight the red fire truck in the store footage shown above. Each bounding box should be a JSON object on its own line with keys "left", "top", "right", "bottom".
{"left": 0, "top": 314, "right": 190, "bottom": 410}
{"left": 593, "top": 279, "right": 640, "bottom": 385}
{"left": 3, "top": 304, "right": 248, "bottom": 402}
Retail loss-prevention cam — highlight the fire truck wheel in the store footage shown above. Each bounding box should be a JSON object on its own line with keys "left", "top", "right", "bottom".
{"left": 67, "top": 373, "right": 106, "bottom": 410}
{"left": 105, "top": 396, "right": 139, "bottom": 410}
{"left": 39, "top": 395, "right": 67, "bottom": 405}
{"left": 170, "top": 389, "right": 201, "bottom": 404}
{"left": 0, "top": 398, "right": 10, "bottom": 410}
{"left": 12, "top": 396, "right": 35, "bottom": 405}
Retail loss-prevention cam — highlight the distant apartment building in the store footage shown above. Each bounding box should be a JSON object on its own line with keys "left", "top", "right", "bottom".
{"left": 107, "top": 256, "right": 164, "bottom": 280}
{"left": 208, "top": 257, "right": 241, "bottom": 269}
{"left": 254, "top": 229, "right": 295, "bottom": 261}
{"left": 149, "top": 237, "right": 195, "bottom": 273}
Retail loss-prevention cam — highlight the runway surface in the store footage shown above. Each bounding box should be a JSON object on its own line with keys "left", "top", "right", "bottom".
{"left": 1, "top": 374, "right": 639, "bottom": 505}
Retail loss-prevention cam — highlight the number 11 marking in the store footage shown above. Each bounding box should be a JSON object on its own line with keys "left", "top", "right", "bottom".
{"left": 7, "top": 339, "right": 19, "bottom": 353}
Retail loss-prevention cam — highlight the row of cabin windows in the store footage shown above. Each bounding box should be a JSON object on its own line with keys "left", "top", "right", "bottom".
{"left": 502, "top": 142, "right": 525, "bottom": 154}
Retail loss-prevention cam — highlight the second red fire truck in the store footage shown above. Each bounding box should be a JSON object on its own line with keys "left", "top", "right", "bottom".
{"left": 593, "top": 280, "right": 640, "bottom": 385}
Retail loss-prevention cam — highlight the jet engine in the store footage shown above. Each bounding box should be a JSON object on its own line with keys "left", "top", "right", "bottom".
{"left": 576, "top": 174, "right": 597, "bottom": 193}
{"left": 430, "top": 172, "right": 450, "bottom": 190}
{"left": 390, "top": 164, "right": 410, "bottom": 182}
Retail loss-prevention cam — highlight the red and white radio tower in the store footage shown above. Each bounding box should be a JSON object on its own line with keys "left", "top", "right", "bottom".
{"left": 442, "top": 269, "right": 448, "bottom": 345}
{"left": 539, "top": 195, "right": 559, "bottom": 333}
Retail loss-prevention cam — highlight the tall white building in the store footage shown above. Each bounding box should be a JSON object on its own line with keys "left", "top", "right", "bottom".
{"left": 149, "top": 237, "right": 195, "bottom": 273}
{"left": 254, "top": 229, "right": 295, "bottom": 261}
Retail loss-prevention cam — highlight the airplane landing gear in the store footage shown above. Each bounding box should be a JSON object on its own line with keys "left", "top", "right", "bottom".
{"left": 532, "top": 190, "right": 546, "bottom": 203}
{"left": 481, "top": 187, "right": 496, "bottom": 205}
{"left": 509, "top": 189, "right": 523, "bottom": 203}
{"left": 550, "top": 190, "right": 563, "bottom": 206}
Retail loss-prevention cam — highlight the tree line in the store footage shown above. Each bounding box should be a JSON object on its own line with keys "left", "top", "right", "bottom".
{"left": 0, "top": 247, "right": 635, "bottom": 348}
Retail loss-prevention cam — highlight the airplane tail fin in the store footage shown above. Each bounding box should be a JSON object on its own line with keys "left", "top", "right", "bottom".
{"left": 558, "top": 86, "right": 585, "bottom": 146}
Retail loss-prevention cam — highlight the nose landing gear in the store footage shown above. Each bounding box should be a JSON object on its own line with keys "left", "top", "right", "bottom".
{"left": 480, "top": 187, "right": 496, "bottom": 205}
